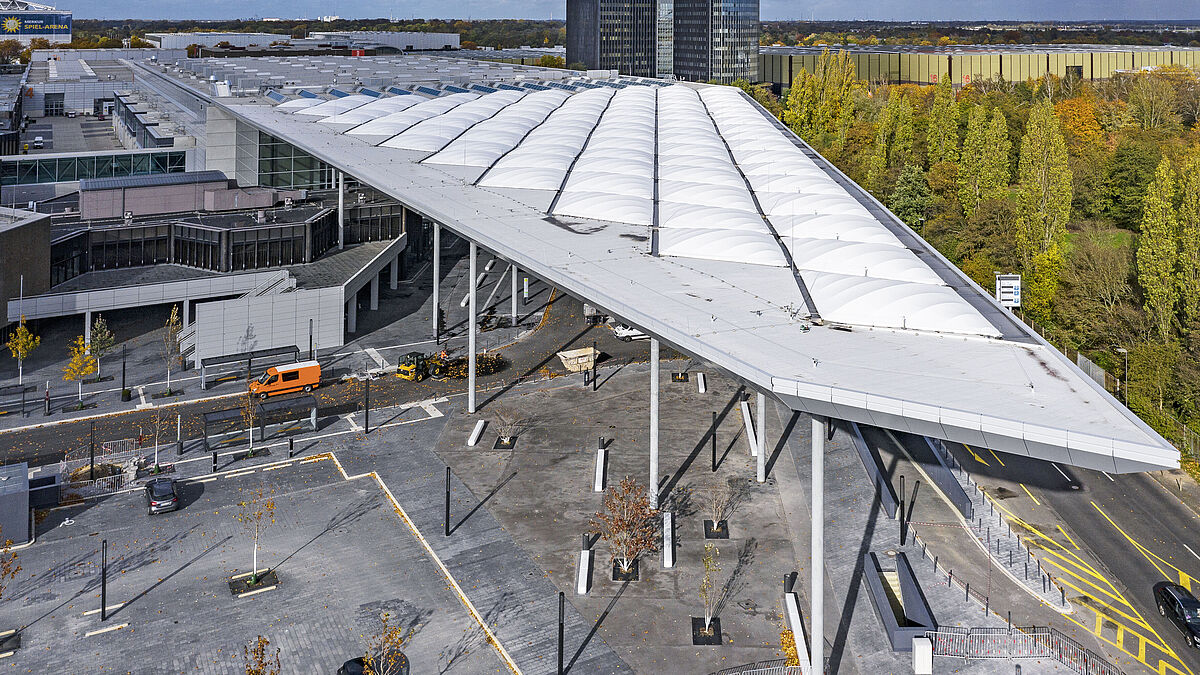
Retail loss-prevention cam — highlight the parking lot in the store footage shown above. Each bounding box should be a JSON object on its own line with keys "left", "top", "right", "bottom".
{"left": 2, "top": 457, "right": 504, "bottom": 674}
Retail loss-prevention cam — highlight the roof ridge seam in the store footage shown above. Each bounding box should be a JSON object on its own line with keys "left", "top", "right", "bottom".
{"left": 546, "top": 88, "right": 616, "bottom": 216}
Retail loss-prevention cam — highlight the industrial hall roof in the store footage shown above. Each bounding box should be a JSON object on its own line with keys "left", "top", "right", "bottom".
{"left": 156, "top": 55, "right": 1178, "bottom": 474}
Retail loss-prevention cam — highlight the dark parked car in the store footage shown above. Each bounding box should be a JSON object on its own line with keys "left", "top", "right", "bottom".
{"left": 143, "top": 478, "right": 179, "bottom": 515}
{"left": 1156, "top": 582, "right": 1200, "bottom": 647}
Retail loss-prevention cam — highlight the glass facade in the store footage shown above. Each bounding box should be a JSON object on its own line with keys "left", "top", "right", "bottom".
{"left": 257, "top": 132, "right": 336, "bottom": 190}
{"left": 567, "top": 0, "right": 661, "bottom": 78}
{"left": 47, "top": 208, "right": 344, "bottom": 284}
{"left": 673, "top": 0, "right": 759, "bottom": 83}
{"left": 0, "top": 151, "right": 186, "bottom": 186}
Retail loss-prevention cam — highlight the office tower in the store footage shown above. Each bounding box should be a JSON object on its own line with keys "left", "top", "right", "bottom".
{"left": 566, "top": 0, "right": 661, "bottom": 77}
{"left": 673, "top": 0, "right": 759, "bottom": 83}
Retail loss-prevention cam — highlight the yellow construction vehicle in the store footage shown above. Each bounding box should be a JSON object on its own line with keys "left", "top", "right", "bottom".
{"left": 396, "top": 351, "right": 449, "bottom": 381}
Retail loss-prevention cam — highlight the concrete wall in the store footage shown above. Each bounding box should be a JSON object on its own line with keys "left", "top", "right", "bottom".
{"left": 193, "top": 286, "right": 344, "bottom": 363}
{"left": 26, "top": 79, "right": 131, "bottom": 116}
{"left": 0, "top": 211, "right": 50, "bottom": 328}
{"left": 79, "top": 179, "right": 228, "bottom": 220}
{"left": 32, "top": 48, "right": 187, "bottom": 62}
{"left": 147, "top": 33, "right": 289, "bottom": 50}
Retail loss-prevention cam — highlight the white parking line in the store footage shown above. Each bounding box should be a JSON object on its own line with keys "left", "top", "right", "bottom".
{"left": 1052, "top": 463, "right": 1072, "bottom": 482}
{"left": 82, "top": 602, "right": 124, "bottom": 616}
{"left": 1101, "top": 471, "right": 1115, "bottom": 482}
{"left": 421, "top": 402, "right": 444, "bottom": 419}
{"left": 345, "top": 413, "right": 362, "bottom": 431}
{"left": 1185, "top": 544, "right": 1200, "bottom": 562}
{"left": 235, "top": 585, "right": 277, "bottom": 598}
{"left": 224, "top": 470, "right": 256, "bottom": 479}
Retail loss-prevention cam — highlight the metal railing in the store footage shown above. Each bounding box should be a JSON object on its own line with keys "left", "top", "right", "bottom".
{"left": 928, "top": 626, "right": 1124, "bottom": 675}
{"left": 711, "top": 660, "right": 806, "bottom": 675}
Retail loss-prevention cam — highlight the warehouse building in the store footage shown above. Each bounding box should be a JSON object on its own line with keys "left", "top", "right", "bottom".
{"left": 759, "top": 44, "right": 1200, "bottom": 88}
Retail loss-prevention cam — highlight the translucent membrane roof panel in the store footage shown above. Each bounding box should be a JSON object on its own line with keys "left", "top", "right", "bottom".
{"left": 344, "top": 93, "right": 479, "bottom": 142}
{"left": 317, "top": 95, "right": 422, "bottom": 129}
{"left": 698, "top": 85, "right": 1000, "bottom": 337}
{"left": 801, "top": 271, "right": 1002, "bottom": 336}
{"left": 292, "top": 94, "right": 376, "bottom": 118}
{"left": 553, "top": 87, "right": 656, "bottom": 225}
{"left": 768, "top": 214, "right": 905, "bottom": 247}
{"left": 425, "top": 89, "right": 572, "bottom": 167}
{"left": 382, "top": 90, "right": 527, "bottom": 152}
{"left": 477, "top": 88, "right": 614, "bottom": 191}
{"left": 658, "top": 228, "right": 788, "bottom": 267}
{"left": 786, "top": 238, "right": 943, "bottom": 284}
{"left": 658, "top": 203, "right": 767, "bottom": 232}
{"left": 275, "top": 98, "right": 324, "bottom": 112}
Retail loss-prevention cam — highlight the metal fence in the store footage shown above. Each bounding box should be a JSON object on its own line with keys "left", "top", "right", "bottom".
{"left": 928, "top": 626, "right": 1124, "bottom": 675}
{"left": 60, "top": 473, "right": 126, "bottom": 499}
{"left": 1076, "top": 353, "right": 1109, "bottom": 388}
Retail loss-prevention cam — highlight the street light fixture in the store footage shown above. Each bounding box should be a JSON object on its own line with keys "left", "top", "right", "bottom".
{"left": 1115, "top": 347, "right": 1129, "bottom": 406}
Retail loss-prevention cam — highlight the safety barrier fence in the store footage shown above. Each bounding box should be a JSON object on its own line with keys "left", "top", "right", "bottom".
{"left": 928, "top": 626, "right": 1124, "bottom": 675}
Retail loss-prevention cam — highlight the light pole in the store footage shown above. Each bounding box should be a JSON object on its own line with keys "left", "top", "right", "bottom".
{"left": 1116, "top": 347, "right": 1129, "bottom": 405}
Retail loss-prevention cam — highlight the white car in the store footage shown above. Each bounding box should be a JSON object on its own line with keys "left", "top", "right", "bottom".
{"left": 609, "top": 322, "right": 649, "bottom": 342}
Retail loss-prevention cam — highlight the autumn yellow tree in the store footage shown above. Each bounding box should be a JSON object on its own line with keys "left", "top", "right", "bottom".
{"left": 1015, "top": 99, "right": 1073, "bottom": 319}
{"left": 62, "top": 335, "right": 97, "bottom": 408}
{"left": 4, "top": 317, "right": 39, "bottom": 385}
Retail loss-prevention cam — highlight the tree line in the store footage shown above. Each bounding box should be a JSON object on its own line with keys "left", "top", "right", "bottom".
{"left": 761, "top": 20, "right": 1200, "bottom": 48}
{"left": 734, "top": 51, "right": 1200, "bottom": 455}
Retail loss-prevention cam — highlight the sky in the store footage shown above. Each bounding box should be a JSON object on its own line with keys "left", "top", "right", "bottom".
{"left": 66, "top": 0, "right": 1198, "bottom": 22}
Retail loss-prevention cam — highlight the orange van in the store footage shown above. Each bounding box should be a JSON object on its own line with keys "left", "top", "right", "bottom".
{"left": 249, "top": 361, "right": 321, "bottom": 399}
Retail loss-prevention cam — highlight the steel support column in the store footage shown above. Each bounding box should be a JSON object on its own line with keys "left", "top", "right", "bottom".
{"left": 511, "top": 264, "right": 518, "bottom": 325}
{"left": 346, "top": 297, "right": 357, "bottom": 334}
{"left": 468, "top": 241, "right": 477, "bottom": 414}
{"left": 432, "top": 223, "right": 440, "bottom": 343}
{"left": 389, "top": 255, "right": 399, "bottom": 290}
{"left": 369, "top": 275, "right": 380, "bottom": 311}
{"left": 756, "top": 392, "right": 766, "bottom": 483}
{"left": 811, "top": 416, "right": 826, "bottom": 674}
{"left": 337, "top": 171, "right": 345, "bottom": 250}
{"left": 649, "top": 338, "right": 660, "bottom": 509}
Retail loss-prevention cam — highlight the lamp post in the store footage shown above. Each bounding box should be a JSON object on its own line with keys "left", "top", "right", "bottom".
{"left": 1116, "top": 347, "right": 1129, "bottom": 405}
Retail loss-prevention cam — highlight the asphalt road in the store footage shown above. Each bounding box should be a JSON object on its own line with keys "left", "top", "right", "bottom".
{"left": 947, "top": 445, "right": 1200, "bottom": 674}
{"left": 0, "top": 292, "right": 675, "bottom": 470}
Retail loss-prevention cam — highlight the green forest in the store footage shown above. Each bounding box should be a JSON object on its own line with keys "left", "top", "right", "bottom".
{"left": 732, "top": 52, "right": 1200, "bottom": 463}
{"left": 759, "top": 21, "right": 1200, "bottom": 48}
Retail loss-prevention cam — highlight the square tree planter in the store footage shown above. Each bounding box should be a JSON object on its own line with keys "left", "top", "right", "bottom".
{"left": 704, "top": 519, "right": 730, "bottom": 539}
{"left": 691, "top": 617, "right": 723, "bottom": 645}
{"left": 612, "top": 559, "right": 640, "bottom": 582}
{"left": 228, "top": 569, "right": 279, "bottom": 597}
{"left": 493, "top": 436, "right": 516, "bottom": 450}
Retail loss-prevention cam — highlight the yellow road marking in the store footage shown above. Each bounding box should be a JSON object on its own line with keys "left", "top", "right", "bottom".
{"left": 1092, "top": 502, "right": 1198, "bottom": 591}
{"left": 987, "top": 496, "right": 1191, "bottom": 674}
{"left": 1057, "top": 524, "right": 1079, "bottom": 550}
{"left": 320, "top": 452, "right": 522, "bottom": 674}
{"left": 988, "top": 448, "right": 1007, "bottom": 467}
{"left": 1020, "top": 483, "right": 1041, "bottom": 505}
{"left": 962, "top": 443, "right": 989, "bottom": 466}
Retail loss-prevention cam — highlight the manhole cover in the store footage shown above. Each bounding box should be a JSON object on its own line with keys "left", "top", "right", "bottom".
{"left": 885, "top": 549, "right": 898, "bottom": 557}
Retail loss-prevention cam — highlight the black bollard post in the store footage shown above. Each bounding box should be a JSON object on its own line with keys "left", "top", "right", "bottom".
{"left": 444, "top": 467, "right": 451, "bottom": 537}
{"left": 121, "top": 344, "right": 126, "bottom": 392}
{"left": 289, "top": 438, "right": 295, "bottom": 458}
{"left": 211, "top": 451, "right": 217, "bottom": 473}
{"left": 89, "top": 420, "right": 96, "bottom": 482}
{"left": 364, "top": 376, "right": 371, "bottom": 434}
{"left": 711, "top": 411, "right": 717, "bottom": 472}
{"left": 558, "top": 591, "right": 565, "bottom": 675}
{"left": 20, "top": 388, "right": 24, "bottom": 417}
{"left": 43, "top": 386, "right": 49, "bottom": 416}
{"left": 100, "top": 539, "right": 108, "bottom": 621}
{"left": 591, "top": 340, "right": 597, "bottom": 392}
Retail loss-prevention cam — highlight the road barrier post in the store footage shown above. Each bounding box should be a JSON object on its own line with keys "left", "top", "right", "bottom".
{"left": 444, "top": 467, "right": 451, "bottom": 537}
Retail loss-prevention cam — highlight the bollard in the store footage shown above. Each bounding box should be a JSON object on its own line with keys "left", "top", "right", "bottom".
{"left": 1025, "top": 562, "right": 1028, "bottom": 580}
{"left": 558, "top": 592, "right": 565, "bottom": 675}
{"left": 1009, "top": 550, "right": 1013, "bottom": 566}
{"left": 288, "top": 438, "right": 296, "bottom": 458}
{"left": 697, "top": 372, "right": 707, "bottom": 394}
{"left": 176, "top": 440, "right": 183, "bottom": 457}
{"left": 101, "top": 539, "right": 108, "bottom": 621}
{"left": 1061, "top": 587, "right": 1065, "bottom": 606}
{"left": 593, "top": 443, "right": 606, "bottom": 492}
{"left": 965, "top": 582, "right": 969, "bottom": 601}
{"left": 444, "top": 467, "right": 451, "bottom": 537}
{"left": 985, "top": 596, "right": 988, "bottom": 615}
{"left": 211, "top": 451, "right": 217, "bottom": 473}
{"left": 711, "top": 411, "right": 717, "bottom": 472}
{"left": 467, "top": 420, "right": 486, "bottom": 447}
{"left": 662, "top": 512, "right": 674, "bottom": 568}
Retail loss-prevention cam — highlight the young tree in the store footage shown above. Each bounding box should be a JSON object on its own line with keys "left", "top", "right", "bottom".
{"left": 589, "top": 476, "right": 658, "bottom": 574}
{"left": 865, "top": 94, "right": 901, "bottom": 194}
{"left": 89, "top": 315, "right": 115, "bottom": 380}
{"left": 5, "top": 317, "right": 39, "bottom": 385}
{"left": 0, "top": 39, "right": 21, "bottom": 63}
{"left": 1138, "top": 158, "right": 1180, "bottom": 343}
{"left": 1177, "top": 153, "right": 1200, "bottom": 334}
{"left": 699, "top": 543, "right": 720, "bottom": 633}
{"left": 925, "top": 75, "right": 959, "bottom": 167}
{"left": 1128, "top": 74, "right": 1181, "bottom": 131}
{"left": 62, "top": 335, "right": 97, "bottom": 407}
{"left": 1015, "top": 99, "right": 1073, "bottom": 319}
{"left": 235, "top": 486, "right": 276, "bottom": 585}
{"left": 959, "top": 106, "right": 1012, "bottom": 219}
{"left": 889, "top": 164, "right": 934, "bottom": 229}
{"left": 161, "top": 305, "right": 182, "bottom": 394}
{"left": 241, "top": 635, "right": 281, "bottom": 675}
{"left": 149, "top": 411, "right": 172, "bottom": 470}
{"left": 0, "top": 525, "right": 20, "bottom": 604}
{"left": 241, "top": 380, "right": 258, "bottom": 453}
{"left": 784, "top": 49, "right": 858, "bottom": 143}
{"left": 363, "top": 611, "right": 414, "bottom": 675}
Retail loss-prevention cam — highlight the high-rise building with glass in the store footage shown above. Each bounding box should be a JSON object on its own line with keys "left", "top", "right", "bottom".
{"left": 566, "top": 0, "right": 661, "bottom": 78}
{"left": 672, "top": 0, "right": 759, "bottom": 83}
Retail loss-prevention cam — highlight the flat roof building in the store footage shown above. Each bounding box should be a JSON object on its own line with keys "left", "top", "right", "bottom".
{"left": 758, "top": 43, "right": 1200, "bottom": 88}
